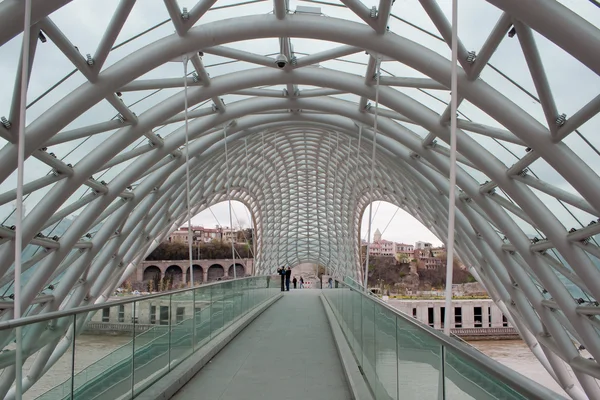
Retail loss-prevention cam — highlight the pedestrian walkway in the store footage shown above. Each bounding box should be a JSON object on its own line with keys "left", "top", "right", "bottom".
{"left": 172, "top": 289, "right": 351, "bottom": 400}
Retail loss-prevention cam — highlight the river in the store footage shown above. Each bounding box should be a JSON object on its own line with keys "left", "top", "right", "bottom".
{"left": 473, "top": 340, "right": 567, "bottom": 397}
{"left": 23, "top": 336, "right": 566, "bottom": 399}
{"left": 24, "top": 335, "right": 132, "bottom": 399}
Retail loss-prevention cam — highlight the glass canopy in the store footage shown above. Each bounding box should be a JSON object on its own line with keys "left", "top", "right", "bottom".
{"left": 0, "top": 0, "right": 599, "bottom": 398}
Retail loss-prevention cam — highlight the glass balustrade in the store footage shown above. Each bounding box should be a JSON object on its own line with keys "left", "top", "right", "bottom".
{"left": 323, "top": 279, "right": 562, "bottom": 400}
{"left": 6, "top": 277, "right": 278, "bottom": 400}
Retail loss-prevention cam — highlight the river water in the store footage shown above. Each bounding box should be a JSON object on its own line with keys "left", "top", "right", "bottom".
{"left": 473, "top": 340, "right": 567, "bottom": 397}
{"left": 24, "top": 335, "right": 132, "bottom": 399}
{"left": 24, "top": 336, "right": 566, "bottom": 399}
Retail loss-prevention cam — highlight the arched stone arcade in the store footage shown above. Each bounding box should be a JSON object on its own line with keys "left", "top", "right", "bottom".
{"left": 137, "top": 260, "right": 253, "bottom": 284}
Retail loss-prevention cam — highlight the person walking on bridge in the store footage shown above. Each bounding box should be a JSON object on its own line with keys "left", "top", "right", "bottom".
{"left": 277, "top": 267, "right": 285, "bottom": 292}
{"left": 292, "top": 276, "right": 297, "bottom": 289}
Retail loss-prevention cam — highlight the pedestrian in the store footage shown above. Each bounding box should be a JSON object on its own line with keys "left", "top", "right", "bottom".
{"left": 285, "top": 267, "right": 292, "bottom": 291}
{"left": 300, "top": 276, "right": 304, "bottom": 288}
{"left": 292, "top": 276, "right": 297, "bottom": 289}
{"left": 328, "top": 277, "right": 333, "bottom": 289}
{"left": 277, "top": 267, "right": 285, "bottom": 292}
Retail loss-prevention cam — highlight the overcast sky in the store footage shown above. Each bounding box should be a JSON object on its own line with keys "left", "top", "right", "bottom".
{"left": 190, "top": 200, "right": 443, "bottom": 246}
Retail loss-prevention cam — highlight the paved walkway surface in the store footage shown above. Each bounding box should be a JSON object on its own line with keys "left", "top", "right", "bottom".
{"left": 172, "top": 289, "right": 351, "bottom": 400}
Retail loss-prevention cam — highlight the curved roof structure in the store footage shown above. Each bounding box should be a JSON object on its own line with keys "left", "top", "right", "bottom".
{"left": 0, "top": 0, "right": 599, "bottom": 397}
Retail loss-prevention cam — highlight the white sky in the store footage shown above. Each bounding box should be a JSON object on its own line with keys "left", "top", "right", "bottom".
{"left": 189, "top": 200, "right": 443, "bottom": 246}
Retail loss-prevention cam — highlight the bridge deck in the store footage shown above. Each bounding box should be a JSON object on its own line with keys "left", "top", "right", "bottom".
{"left": 172, "top": 289, "right": 351, "bottom": 400}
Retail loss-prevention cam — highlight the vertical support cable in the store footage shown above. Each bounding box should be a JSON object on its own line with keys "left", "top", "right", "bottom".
{"left": 131, "top": 302, "right": 136, "bottom": 398}
{"left": 243, "top": 138, "right": 256, "bottom": 271}
{"left": 355, "top": 127, "right": 362, "bottom": 281}
{"left": 182, "top": 57, "right": 197, "bottom": 348}
{"left": 364, "top": 57, "right": 381, "bottom": 291}
{"left": 334, "top": 132, "right": 341, "bottom": 277}
{"left": 70, "top": 316, "right": 76, "bottom": 399}
{"left": 183, "top": 56, "right": 194, "bottom": 289}
{"left": 223, "top": 124, "right": 236, "bottom": 279}
{"left": 260, "top": 132, "right": 267, "bottom": 273}
{"left": 15, "top": 1, "right": 32, "bottom": 398}
{"left": 443, "top": 0, "right": 459, "bottom": 336}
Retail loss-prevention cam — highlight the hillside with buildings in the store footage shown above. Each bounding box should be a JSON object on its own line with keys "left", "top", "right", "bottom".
{"left": 362, "top": 229, "right": 476, "bottom": 293}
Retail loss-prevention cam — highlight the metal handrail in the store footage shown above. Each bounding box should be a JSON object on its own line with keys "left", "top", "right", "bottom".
{"left": 333, "top": 278, "right": 565, "bottom": 400}
{"left": 0, "top": 276, "right": 264, "bottom": 331}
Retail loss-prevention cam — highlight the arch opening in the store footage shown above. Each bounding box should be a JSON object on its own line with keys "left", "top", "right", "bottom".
{"left": 142, "top": 266, "right": 162, "bottom": 291}
{"left": 164, "top": 265, "right": 183, "bottom": 288}
{"left": 207, "top": 265, "right": 225, "bottom": 282}
{"left": 186, "top": 265, "right": 203, "bottom": 284}
{"left": 228, "top": 263, "right": 245, "bottom": 278}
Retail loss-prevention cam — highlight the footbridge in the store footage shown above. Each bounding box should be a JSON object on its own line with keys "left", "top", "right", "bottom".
{"left": 1, "top": 0, "right": 600, "bottom": 399}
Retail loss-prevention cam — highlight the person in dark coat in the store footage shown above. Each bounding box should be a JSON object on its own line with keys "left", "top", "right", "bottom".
{"left": 299, "top": 277, "right": 304, "bottom": 288}
{"left": 292, "top": 276, "right": 297, "bottom": 289}
{"left": 277, "top": 267, "right": 285, "bottom": 292}
{"left": 285, "top": 267, "right": 292, "bottom": 291}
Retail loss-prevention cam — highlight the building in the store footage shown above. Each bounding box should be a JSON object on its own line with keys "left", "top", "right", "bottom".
{"left": 394, "top": 243, "right": 414, "bottom": 263}
{"left": 415, "top": 241, "right": 432, "bottom": 250}
{"left": 388, "top": 299, "right": 513, "bottom": 331}
{"left": 221, "top": 227, "right": 238, "bottom": 243}
{"left": 168, "top": 226, "right": 221, "bottom": 243}
{"left": 431, "top": 246, "right": 446, "bottom": 258}
{"left": 168, "top": 226, "right": 248, "bottom": 244}
{"left": 367, "top": 229, "right": 413, "bottom": 258}
{"left": 420, "top": 256, "right": 444, "bottom": 270}
{"left": 414, "top": 245, "right": 444, "bottom": 270}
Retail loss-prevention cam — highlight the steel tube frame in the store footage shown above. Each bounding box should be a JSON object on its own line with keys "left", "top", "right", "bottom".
{"left": 0, "top": 5, "right": 599, "bottom": 398}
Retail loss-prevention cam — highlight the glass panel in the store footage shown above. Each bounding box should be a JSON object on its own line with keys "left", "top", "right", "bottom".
{"left": 361, "top": 294, "right": 377, "bottom": 388}
{"left": 27, "top": 315, "right": 77, "bottom": 399}
{"left": 210, "top": 283, "right": 224, "bottom": 337}
{"left": 444, "top": 348, "right": 527, "bottom": 400}
{"left": 70, "top": 305, "right": 134, "bottom": 400}
{"left": 169, "top": 292, "right": 194, "bottom": 370}
{"left": 396, "top": 309, "right": 442, "bottom": 399}
{"left": 231, "top": 279, "right": 242, "bottom": 322}
{"left": 343, "top": 287, "right": 355, "bottom": 350}
{"left": 133, "top": 294, "right": 171, "bottom": 396}
{"left": 242, "top": 279, "right": 249, "bottom": 314}
{"left": 352, "top": 289, "right": 363, "bottom": 358}
{"left": 194, "top": 285, "right": 212, "bottom": 348}
{"left": 222, "top": 281, "right": 234, "bottom": 327}
{"left": 374, "top": 306, "right": 398, "bottom": 399}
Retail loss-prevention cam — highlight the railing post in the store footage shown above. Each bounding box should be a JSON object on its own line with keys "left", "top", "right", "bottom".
{"left": 131, "top": 301, "right": 136, "bottom": 398}
{"left": 209, "top": 285, "right": 213, "bottom": 340}
{"left": 192, "top": 287, "right": 196, "bottom": 351}
{"left": 438, "top": 345, "right": 446, "bottom": 400}
{"left": 70, "top": 315, "right": 76, "bottom": 400}
{"left": 396, "top": 315, "right": 399, "bottom": 400}
{"left": 168, "top": 294, "right": 172, "bottom": 371}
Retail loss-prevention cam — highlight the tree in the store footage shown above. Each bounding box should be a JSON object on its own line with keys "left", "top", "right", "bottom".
{"left": 237, "top": 228, "right": 254, "bottom": 247}
{"left": 417, "top": 256, "right": 475, "bottom": 289}
{"left": 146, "top": 241, "right": 254, "bottom": 260}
